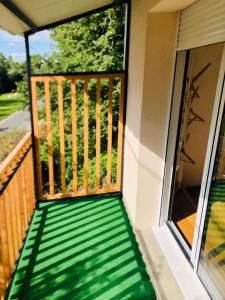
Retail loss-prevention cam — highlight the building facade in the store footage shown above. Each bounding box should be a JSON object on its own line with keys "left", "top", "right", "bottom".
{"left": 123, "top": 1, "right": 225, "bottom": 299}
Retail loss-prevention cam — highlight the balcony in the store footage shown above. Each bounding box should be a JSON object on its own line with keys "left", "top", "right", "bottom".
{"left": 7, "top": 196, "right": 155, "bottom": 299}
{"left": 0, "top": 71, "right": 157, "bottom": 300}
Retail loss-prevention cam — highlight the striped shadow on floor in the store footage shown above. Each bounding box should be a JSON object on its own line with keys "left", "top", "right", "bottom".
{"left": 8, "top": 195, "right": 156, "bottom": 300}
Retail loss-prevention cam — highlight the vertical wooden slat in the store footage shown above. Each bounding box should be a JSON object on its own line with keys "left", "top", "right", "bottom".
{"left": 3, "top": 190, "right": 15, "bottom": 270}
{"left": 8, "top": 184, "right": 19, "bottom": 255}
{"left": 0, "top": 196, "right": 10, "bottom": 289}
{"left": 116, "top": 75, "right": 125, "bottom": 190}
{"left": 17, "top": 168, "right": 25, "bottom": 237}
{"left": 30, "top": 150, "right": 36, "bottom": 210}
{"left": 45, "top": 80, "right": 54, "bottom": 195}
{"left": 106, "top": 77, "right": 113, "bottom": 188}
{"left": 71, "top": 80, "right": 78, "bottom": 193}
{"left": 24, "top": 155, "right": 31, "bottom": 219}
{"left": 13, "top": 175, "right": 22, "bottom": 247}
{"left": 58, "top": 79, "right": 66, "bottom": 194}
{"left": 28, "top": 150, "right": 35, "bottom": 212}
{"left": 31, "top": 79, "right": 42, "bottom": 197}
{"left": 96, "top": 79, "right": 101, "bottom": 191}
{"left": 21, "top": 163, "right": 29, "bottom": 230}
{"left": 84, "top": 79, "right": 89, "bottom": 193}
{"left": 25, "top": 153, "right": 33, "bottom": 217}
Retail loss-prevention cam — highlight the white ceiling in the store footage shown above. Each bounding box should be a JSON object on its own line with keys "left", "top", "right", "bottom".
{"left": 150, "top": 0, "right": 198, "bottom": 12}
{"left": 0, "top": 0, "right": 113, "bottom": 35}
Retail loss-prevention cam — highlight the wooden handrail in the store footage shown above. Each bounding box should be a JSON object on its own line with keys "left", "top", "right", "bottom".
{"left": 0, "top": 132, "right": 32, "bottom": 190}
{"left": 0, "top": 133, "right": 35, "bottom": 299}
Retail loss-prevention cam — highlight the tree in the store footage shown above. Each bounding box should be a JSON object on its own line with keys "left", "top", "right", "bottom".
{"left": 49, "top": 6, "right": 125, "bottom": 72}
{"left": 18, "top": 5, "right": 126, "bottom": 192}
{"left": 0, "top": 53, "right": 25, "bottom": 94}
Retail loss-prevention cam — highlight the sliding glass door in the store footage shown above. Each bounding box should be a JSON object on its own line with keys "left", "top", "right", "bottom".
{"left": 197, "top": 93, "right": 225, "bottom": 300}
{"left": 168, "top": 43, "right": 224, "bottom": 250}
{"left": 162, "top": 41, "right": 225, "bottom": 299}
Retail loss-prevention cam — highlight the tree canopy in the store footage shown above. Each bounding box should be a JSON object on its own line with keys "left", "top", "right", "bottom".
{"left": 2, "top": 4, "right": 126, "bottom": 193}
{"left": 0, "top": 54, "right": 24, "bottom": 94}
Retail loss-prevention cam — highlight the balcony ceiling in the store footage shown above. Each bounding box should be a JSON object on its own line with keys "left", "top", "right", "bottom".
{"left": 0, "top": 0, "right": 113, "bottom": 35}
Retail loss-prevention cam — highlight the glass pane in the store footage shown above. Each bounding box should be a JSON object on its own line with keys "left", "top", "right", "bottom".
{"left": 198, "top": 108, "right": 225, "bottom": 299}
{"left": 169, "top": 43, "right": 224, "bottom": 248}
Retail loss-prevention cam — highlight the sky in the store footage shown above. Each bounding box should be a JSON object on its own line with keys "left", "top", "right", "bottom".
{"left": 0, "top": 29, "right": 56, "bottom": 62}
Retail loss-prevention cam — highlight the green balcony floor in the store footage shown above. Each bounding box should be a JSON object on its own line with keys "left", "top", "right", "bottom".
{"left": 8, "top": 195, "right": 156, "bottom": 300}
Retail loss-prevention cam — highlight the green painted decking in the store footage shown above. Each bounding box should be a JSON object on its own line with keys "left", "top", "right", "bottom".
{"left": 8, "top": 195, "right": 156, "bottom": 300}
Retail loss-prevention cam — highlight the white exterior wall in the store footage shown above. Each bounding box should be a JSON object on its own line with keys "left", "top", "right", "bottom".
{"left": 122, "top": 0, "right": 160, "bottom": 224}
{"left": 135, "top": 12, "right": 178, "bottom": 229}
{"left": 123, "top": 0, "right": 197, "bottom": 230}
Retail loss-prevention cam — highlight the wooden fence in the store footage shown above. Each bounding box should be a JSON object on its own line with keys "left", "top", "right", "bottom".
{"left": 0, "top": 132, "right": 35, "bottom": 299}
{"left": 31, "top": 73, "right": 125, "bottom": 200}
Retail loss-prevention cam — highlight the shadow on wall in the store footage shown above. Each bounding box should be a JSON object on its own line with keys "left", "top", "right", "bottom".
{"left": 123, "top": 10, "right": 178, "bottom": 228}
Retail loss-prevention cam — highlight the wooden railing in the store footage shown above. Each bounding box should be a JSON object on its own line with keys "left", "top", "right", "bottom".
{"left": 31, "top": 72, "right": 125, "bottom": 200}
{"left": 0, "top": 132, "right": 35, "bottom": 299}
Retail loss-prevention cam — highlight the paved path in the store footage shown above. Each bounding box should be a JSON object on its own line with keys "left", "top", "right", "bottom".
{"left": 0, "top": 110, "right": 31, "bottom": 132}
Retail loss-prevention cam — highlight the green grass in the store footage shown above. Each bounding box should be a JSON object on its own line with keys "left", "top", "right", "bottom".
{"left": 0, "top": 93, "right": 22, "bottom": 121}
{"left": 8, "top": 195, "right": 156, "bottom": 300}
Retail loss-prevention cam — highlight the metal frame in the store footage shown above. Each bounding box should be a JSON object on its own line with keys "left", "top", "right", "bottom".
{"left": 120, "top": 0, "right": 131, "bottom": 194}
{"left": 160, "top": 50, "right": 190, "bottom": 224}
{"left": 24, "top": 0, "right": 131, "bottom": 203}
{"left": 25, "top": 33, "right": 40, "bottom": 209}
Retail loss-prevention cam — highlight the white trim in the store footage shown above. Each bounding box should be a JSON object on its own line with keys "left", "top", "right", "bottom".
{"left": 169, "top": 221, "right": 191, "bottom": 257}
{"left": 158, "top": 12, "right": 181, "bottom": 226}
{"left": 191, "top": 42, "right": 225, "bottom": 265}
{"left": 160, "top": 51, "right": 188, "bottom": 224}
{"left": 153, "top": 224, "right": 210, "bottom": 300}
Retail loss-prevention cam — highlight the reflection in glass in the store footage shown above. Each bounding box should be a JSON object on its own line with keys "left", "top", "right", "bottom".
{"left": 169, "top": 44, "right": 224, "bottom": 248}
{"left": 198, "top": 111, "right": 225, "bottom": 300}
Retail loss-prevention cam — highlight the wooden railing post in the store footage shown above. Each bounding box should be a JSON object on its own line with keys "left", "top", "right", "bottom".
{"left": 84, "top": 79, "right": 89, "bottom": 193}
{"left": 106, "top": 77, "right": 113, "bottom": 189}
{"left": 71, "top": 80, "right": 78, "bottom": 193}
{"left": 45, "top": 80, "right": 54, "bottom": 196}
{"left": 31, "top": 80, "right": 43, "bottom": 198}
{"left": 96, "top": 78, "right": 101, "bottom": 191}
{"left": 58, "top": 79, "right": 66, "bottom": 195}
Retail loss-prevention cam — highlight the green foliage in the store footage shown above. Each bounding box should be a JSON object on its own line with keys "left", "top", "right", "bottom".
{"left": 19, "top": 5, "right": 125, "bottom": 192}
{"left": 49, "top": 6, "right": 125, "bottom": 73}
{"left": 0, "top": 129, "right": 27, "bottom": 162}
{"left": 0, "top": 54, "right": 24, "bottom": 94}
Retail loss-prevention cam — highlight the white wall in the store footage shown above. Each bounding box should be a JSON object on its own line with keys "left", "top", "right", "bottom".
{"left": 135, "top": 13, "right": 178, "bottom": 229}
{"left": 123, "top": 0, "right": 179, "bottom": 229}
{"left": 122, "top": 0, "right": 160, "bottom": 224}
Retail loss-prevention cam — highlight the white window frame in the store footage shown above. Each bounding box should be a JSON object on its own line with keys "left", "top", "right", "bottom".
{"left": 160, "top": 42, "right": 225, "bottom": 297}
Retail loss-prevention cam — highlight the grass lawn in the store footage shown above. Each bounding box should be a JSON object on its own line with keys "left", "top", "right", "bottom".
{"left": 0, "top": 92, "right": 22, "bottom": 121}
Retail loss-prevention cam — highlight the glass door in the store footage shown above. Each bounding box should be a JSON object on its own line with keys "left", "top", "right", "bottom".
{"left": 162, "top": 40, "right": 225, "bottom": 299}
{"left": 168, "top": 43, "right": 225, "bottom": 250}
{"left": 197, "top": 86, "right": 225, "bottom": 300}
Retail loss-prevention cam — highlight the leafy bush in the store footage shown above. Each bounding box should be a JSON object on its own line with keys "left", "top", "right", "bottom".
{"left": 0, "top": 129, "right": 28, "bottom": 163}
